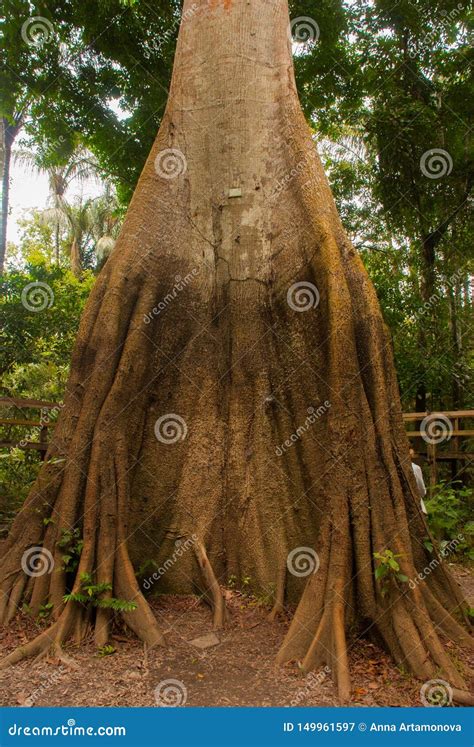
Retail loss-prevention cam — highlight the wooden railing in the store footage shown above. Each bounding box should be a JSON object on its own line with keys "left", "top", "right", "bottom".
{"left": 403, "top": 410, "right": 474, "bottom": 488}
{"left": 0, "top": 397, "right": 62, "bottom": 459}
{"left": 1, "top": 400, "right": 473, "bottom": 480}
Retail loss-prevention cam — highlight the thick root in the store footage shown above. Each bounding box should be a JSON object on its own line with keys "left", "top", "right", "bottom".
{"left": 276, "top": 517, "right": 472, "bottom": 703}
{"left": 0, "top": 605, "right": 73, "bottom": 670}
{"left": 268, "top": 564, "right": 286, "bottom": 621}
{"left": 452, "top": 689, "right": 474, "bottom": 706}
{"left": 194, "top": 541, "right": 227, "bottom": 629}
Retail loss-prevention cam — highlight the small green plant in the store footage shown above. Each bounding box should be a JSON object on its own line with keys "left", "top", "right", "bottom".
{"left": 63, "top": 572, "right": 137, "bottom": 612}
{"left": 373, "top": 550, "right": 409, "bottom": 597}
{"left": 423, "top": 537, "right": 434, "bottom": 553}
{"left": 97, "top": 644, "right": 116, "bottom": 657}
{"left": 37, "top": 601, "right": 53, "bottom": 620}
{"left": 426, "top": 482, "right": 473, "bottom": 561}
{"left": 57, "top": 527, "right": 84, "bottom": 572}
{"left": 249, "top": 582, "right": 276, "bottom": 608}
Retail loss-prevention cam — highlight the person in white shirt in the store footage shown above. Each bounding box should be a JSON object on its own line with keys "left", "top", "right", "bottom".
{"left": 410, "top": 448, "right": 428, "bottom": 514}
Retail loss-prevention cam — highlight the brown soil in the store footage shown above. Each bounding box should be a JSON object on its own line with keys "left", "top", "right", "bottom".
{"left": 1, "top": 571, "right": 472, "bottom": 708}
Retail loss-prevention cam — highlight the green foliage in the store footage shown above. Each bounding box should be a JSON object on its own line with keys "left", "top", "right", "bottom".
{"left": 373, "top": 550, "right": 409, "bottom": 597}
{"left": 302, "top": 0, "right": 473, "bottom": 412}
{"left": 63, "top": 572, "right": 137, "bottom": 613}
{"left": 426, "top": 482, "right": 474, "bottom": 560}
{"left": 0, "top": 256, "right": 94, "bottom": 536}
{"left": 57, "top": 528, "right": 84, "bottom": 572}
{"left": 1, "top": 263, "right": 94, "bottom": 377}
{"left": 97, "top": 644, "right": 116, "bottom": 657}
{"left": 0, "top": 448, "right": 41, "bottom": 538}
{"left": 37, "top": 602, "right": 54, "bottom": 620}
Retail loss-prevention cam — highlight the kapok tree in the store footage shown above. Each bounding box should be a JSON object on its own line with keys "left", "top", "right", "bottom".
{"left": 0, "top": 0, "right": 471, "bottom": 702}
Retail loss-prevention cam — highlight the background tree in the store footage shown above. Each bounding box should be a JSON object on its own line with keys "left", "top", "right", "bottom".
{"left": 15, "top": 144, "right": 101, "bottom": 263}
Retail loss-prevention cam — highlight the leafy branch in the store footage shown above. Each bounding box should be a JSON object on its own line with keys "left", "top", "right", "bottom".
{"left": 63, "top": 572, "right": 137, "bottom": 612}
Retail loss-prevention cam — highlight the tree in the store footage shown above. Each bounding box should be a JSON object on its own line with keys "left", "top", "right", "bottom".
{"left": 0, "top": 0, "right": 60, "bottom": 272}
{"left": 0, "top": 0, "right": 471, "bottom": 702}
{"left": 15, "top": 145, "right": 102, "bottom": 267}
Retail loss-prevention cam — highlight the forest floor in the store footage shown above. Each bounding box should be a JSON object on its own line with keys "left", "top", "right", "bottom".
{"left": 0, "top": 565, "right": 472, "bottom": 708}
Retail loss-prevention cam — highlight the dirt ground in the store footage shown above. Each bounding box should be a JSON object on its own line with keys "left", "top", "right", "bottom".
{"left": 0, "top": 565, "right": 472, "bottom": 708}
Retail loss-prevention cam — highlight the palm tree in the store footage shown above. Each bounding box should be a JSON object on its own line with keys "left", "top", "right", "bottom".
{"left": 40, "top": 189, "right": 121, "bottom": 277}
{"left": 85, "top": 184, "right": 121, "bottom": 270}
{"left": 14, "top": 145, "right": 101, "bottom": 265}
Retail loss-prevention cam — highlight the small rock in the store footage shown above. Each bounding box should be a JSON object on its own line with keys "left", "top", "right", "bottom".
{"left": 189, "top": 633, "right": 220, "bottom": 650}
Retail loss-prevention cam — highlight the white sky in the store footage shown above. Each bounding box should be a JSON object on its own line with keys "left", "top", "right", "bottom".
{"left": 8, "top": 162, "right": 50, "bottom": 244}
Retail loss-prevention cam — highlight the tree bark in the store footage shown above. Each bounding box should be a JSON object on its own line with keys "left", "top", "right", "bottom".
{"left": 0, "top": 118, "right": 17, "bottom": 272}
{"left": 0, "top": 0, "right": 471, "bottom": 700}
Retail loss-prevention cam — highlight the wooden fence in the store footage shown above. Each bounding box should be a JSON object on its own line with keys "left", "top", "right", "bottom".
{"left": 0, "top": 399, "right": 473, "bottom": 482}
{"left": 403, "top": 410, "right": 474, "bottom": 488}
{"left": 0, "top": 397, "right": 61, "bottom": 459}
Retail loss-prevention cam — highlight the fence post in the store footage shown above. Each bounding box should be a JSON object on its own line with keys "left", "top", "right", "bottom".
{"left": 428, "top": 442, "right": 437, "bottom": 493}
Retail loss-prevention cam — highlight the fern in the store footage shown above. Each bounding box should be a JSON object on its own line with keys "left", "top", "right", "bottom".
{"left": 63, "top": 572, "right": 136, "bottom": 612}
{"left": 63, "top": 592, "right": 89, "bottom": 604}
{"left": 96, "top": 598, "right": 137, "bottom": 612}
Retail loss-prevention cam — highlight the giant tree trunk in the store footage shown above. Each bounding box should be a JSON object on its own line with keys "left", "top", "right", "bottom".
{"left": 0, "top": 0, "right": 471, "bottom": 700}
